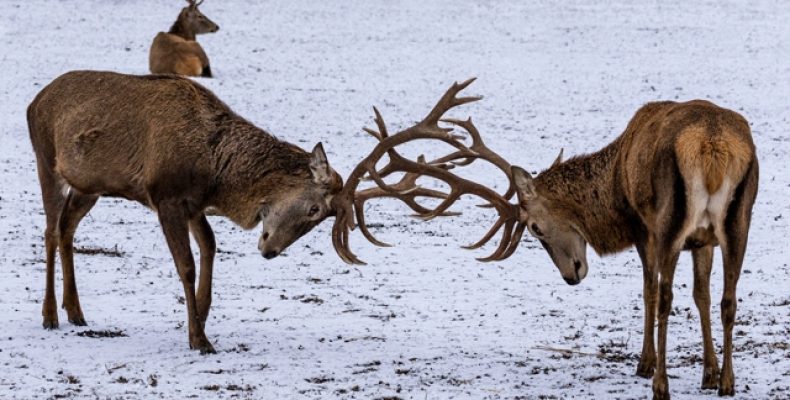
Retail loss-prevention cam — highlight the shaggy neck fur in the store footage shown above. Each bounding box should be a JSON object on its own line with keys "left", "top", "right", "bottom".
{"left": 169, "top": 10, "right": 196, "bottom": 41}
{"left": 207, "top": 115, "right": 313, "bottom": 229}
{"left": 534, "top": 138, "right": 637, "bottom": 255}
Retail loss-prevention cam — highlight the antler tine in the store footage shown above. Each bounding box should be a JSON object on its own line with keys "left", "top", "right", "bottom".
{"left": 353, "top": 172, "right": 453, "bottom": 247}
{"left": 331, "top": 207, "right": 365, "bottom": 265}
{"left": 440, "top": 117, "right": 515, "bottom": 201}
{"left": 476, "top": 220, "right": 515, "bottom": 262}
{"left": 420, "top": 78, "right": 482, "bottom": 129}
{"left": 462, "top": 218, "right": 505, "bottom": 250}
{"left": 497, "top": 222, "right": 527, "bottom": 260}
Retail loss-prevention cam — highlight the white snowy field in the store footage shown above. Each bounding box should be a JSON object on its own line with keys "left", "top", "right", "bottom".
{"left": 1, "top": 0, "right": 788, "bottom": 398}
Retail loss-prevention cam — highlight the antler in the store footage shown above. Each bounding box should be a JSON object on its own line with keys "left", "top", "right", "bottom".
{"left": 331, "top": 78, "right": 526, "bottom": 264}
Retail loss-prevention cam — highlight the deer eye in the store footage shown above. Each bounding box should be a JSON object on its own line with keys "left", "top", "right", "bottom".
{"left": 531, "top": 223, "right": 543, "bottom": 236}
{"left": 308, "top": 205, "right": 320, "bottom": 217}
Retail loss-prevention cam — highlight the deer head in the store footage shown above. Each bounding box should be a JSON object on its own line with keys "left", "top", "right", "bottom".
{"left": 511, "top": 165, "right": 588, "bottom": 285}
{"left": 257, "top": 143, "right": 342, "bottom": 259}
{"left": 177, "top": 0, "right": 219, "bottom": 37}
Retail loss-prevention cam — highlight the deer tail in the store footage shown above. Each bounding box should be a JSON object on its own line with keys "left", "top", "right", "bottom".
{"left": 675, "top": 126, "right": 753, "bottom": 193}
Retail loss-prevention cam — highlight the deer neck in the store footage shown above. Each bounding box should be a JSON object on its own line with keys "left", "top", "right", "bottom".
{"left": 206, "top": 118, "right": 312, "bottom": 229}
{"left": 168, "top": 17, "right": 196, "bottom": 41}
{"left": 535, "top": 139, "right": 635, "bottom": 255}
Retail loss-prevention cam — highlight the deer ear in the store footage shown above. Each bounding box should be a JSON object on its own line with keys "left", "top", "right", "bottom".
{"left": 551, "top": 148, "right": 564, "bottom": 168}
{"left": 511, "top": 166, "right": 536, "bottom": 201}
{"left": 309, "top": 142, "right": 332, "bottom": 185}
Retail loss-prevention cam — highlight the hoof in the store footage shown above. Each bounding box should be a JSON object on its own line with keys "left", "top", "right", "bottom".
{"left": 68, "top": 316, "right": 87, "bottom": 326}
{"left": 42, "top": 319, "right": 59, "bottom": 330}
{"left": 717, "top": 385, "right": 735, "bottom": 396}
{"left": 652, "top": 392, "right": 670, "bottom": 400}
{"left": 636, "top": 361, "right": 655, "bottom": 378}
{"left": 190, "top": 337, "right": 216, "bottom": 355}
{"left": 701, "top": 367, "right": 719, "bottom": 390}
{"left": 652, "top": 385, "right": 670, "bottom": 400}
{"left": 718, "top": 369, "right": 734, "bottom": 396}
{"left": 653, "top": 377, "right": 670, "bottom": 400}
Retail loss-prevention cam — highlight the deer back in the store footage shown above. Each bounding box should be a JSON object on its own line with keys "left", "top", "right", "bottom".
{"left": 28, "top": 71, "right": 224, "bottom": 204}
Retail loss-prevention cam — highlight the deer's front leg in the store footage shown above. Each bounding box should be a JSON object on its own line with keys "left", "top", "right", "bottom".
{"left": 158, "top": 204, "right": 215, "bottom": 354}
{"left": 635, "top": 240, "right": 657, "bottom": 378}
{"left": 189, "top": 214, "right": 216, "bottom": 325}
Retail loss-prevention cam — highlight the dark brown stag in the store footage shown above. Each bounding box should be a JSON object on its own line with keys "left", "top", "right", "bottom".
{"left": 28, "top": 70, "right": 341, "bottom": 354}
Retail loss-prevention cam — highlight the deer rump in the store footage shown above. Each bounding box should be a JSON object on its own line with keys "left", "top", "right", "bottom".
{"left": 619, "top": 100, "right": 755, "bottom": 253}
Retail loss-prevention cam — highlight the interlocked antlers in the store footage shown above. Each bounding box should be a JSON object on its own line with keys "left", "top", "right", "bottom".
{"left": 187, "top": 0, "right": 205, "bottom": 7}
{"left": 331, "top": 78, "right": 527, "bottom": 264}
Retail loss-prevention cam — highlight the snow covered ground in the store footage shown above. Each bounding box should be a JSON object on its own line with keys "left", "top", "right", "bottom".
{"left": 1, "top": 0, "right": 788, "bottom": 398}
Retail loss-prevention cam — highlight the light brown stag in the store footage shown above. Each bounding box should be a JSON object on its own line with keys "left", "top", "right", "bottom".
{"left": 349, "top": 89, "right": 758, "bottom": 399}
{"left": 28, "top": 70, "right": 343, "bottom": 353}
{"left": 149, "top": 0, "right": 219, "bottom": 77}
{"left": 506, "top": 100, "right": 757, "bottom": 399}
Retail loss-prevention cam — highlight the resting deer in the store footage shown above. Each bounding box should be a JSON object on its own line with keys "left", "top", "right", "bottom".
{"left": 149, "top": 0, "right": 219, "bottom": 77}
{"left": 28, "top": 70, "right": 344, "bottom": 353}
{"left": 335, "top": 83, "right": 758, "bottom": 399}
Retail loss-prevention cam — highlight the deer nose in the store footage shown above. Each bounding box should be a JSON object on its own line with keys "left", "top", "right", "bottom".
{"left": 262, "top": 250, "right": 278, "bottom": 259}
{"left": 563, "top": 276, "right": 581, "bottom": 285}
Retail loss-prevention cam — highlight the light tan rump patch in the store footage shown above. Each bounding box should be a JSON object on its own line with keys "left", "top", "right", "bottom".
{"left": 675, "top": 126, "right": 752, "bottom": 193}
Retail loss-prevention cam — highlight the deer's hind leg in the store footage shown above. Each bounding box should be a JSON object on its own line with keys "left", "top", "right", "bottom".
{"left": 651, "top": 245, "right": 681, "bottom": 400}
{"left": 691, "top": 245, "right": 719, "bottom": 389}
{"left": 57, "top": 190, "right": 99, "bottom": 325}
{"left": 717, "top": 161, "right": 758, "bottom": 397}
{"left": 34, "top": 158, "right": 67, "bottom": 329}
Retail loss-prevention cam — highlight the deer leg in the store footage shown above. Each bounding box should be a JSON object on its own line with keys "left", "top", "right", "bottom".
{"left": 58, "top": 192, "right": 99, "bottom": 326}
{"left": 717, "top": 213, "right": 751, "bottom": 394}
{"left": 718, "top": 239, "right": 746, "bottom": 397}
{"left": 158, "top": 203, "right": 215, "bottom": 354}
{"left": 38, "top": 167, "right": 65, "bottom": 330}
{"left": 652, "top": 250, "right": 680, "bottom": 400}
{"left": 691, "top": 245, "right": 719, "bottom": 389}
{"left": 189, "top": 214, "right": 216, "bottom": 325}
{"left": 635, "top": 240, "right": 657, "bottom": 378}
{"left": 717, "top": 161, "right": 756, "bottom": 397}
{"left": 42, "top": 224, "right": 59, "bottom": 329}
